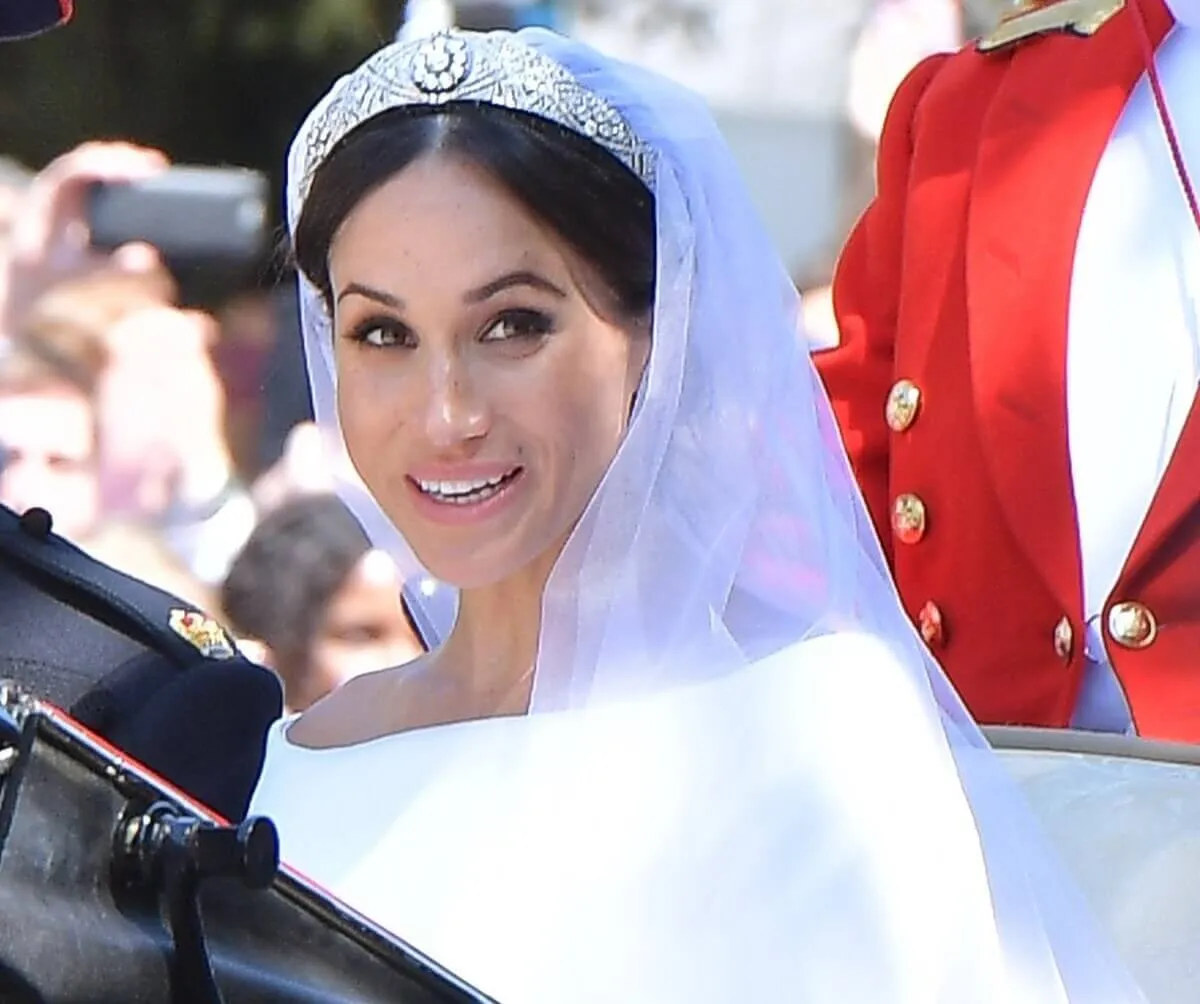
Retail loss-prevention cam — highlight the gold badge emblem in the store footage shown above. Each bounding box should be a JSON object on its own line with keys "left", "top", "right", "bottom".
{"left": 978, "top": 0, "right": 1125, "bottom": 53}
{"left": 169, "top": 609, "right": 237, "bottom": 660}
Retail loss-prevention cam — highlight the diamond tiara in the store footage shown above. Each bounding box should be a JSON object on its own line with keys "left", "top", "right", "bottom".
{"left": 295, "top": 31, "right": 656, "bottom": 205}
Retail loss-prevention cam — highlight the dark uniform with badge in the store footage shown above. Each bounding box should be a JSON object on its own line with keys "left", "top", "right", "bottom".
{"left": 0, "top": 522, "right": 484, "bottom": 1004}
{"left": 0, "top": 504, "right": 281, "bottom": 820}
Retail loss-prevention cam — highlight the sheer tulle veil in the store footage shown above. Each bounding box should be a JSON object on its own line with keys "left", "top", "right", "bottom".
{"left": 285, "top": 27, "right": 1144, "bottom": 1002}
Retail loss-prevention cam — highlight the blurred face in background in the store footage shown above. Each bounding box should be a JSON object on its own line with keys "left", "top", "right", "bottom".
{"left": 96, "top": 304, "right": 230, "bottom": 519}
{"left": 0, "top": 380, "right": 100, "bottom": 540}
{"left": 305, "top": 548, "right": 424, "bottom": 706}
{"left": 221, "top": 496, "right": 428, "bottom": 713}
{"left": 14, "top": 268, "right": 219, "bottom": 523}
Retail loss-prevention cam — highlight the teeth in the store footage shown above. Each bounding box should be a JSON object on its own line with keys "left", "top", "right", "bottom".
{"left": 417, "top": 474, "right": 505, "bottom": 495}
{"left": 415, "top": 470, "right": 517, "bottom": 503}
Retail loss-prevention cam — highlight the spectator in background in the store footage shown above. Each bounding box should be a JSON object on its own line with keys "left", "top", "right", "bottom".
{"left": 0, "top": 316, "right": 212, "bottom": 609}
{"left": 220, "top": 494, "right": 424, "bottom": 713}
{"left": 0, "top": 142, "right": 165, "bottom": 342}
{"left": 0, "top": 0, "right": 282, "bottom": 827}
{"left": 96, "top": 300, "right": 255, "bottom": 584}
{"left": 0, "top": 332, "right": 104, "bottom": 543}
{"left": 21, "top": 261, "right": 176, "bottom": 342}
{"left": 7, "top": 157, "right": 259, "bottom": 586}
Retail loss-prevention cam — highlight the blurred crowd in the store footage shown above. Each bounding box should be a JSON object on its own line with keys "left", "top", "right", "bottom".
{"left": 0, "top": 141, "right": 424, "bottom": 714}
{"left": 0, "top": 0, "right": 990, "bottom": 716}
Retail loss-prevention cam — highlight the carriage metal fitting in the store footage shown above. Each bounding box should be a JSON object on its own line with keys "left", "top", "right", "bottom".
{"left": 115, "top": 801, "right": 280, "bottom": 892}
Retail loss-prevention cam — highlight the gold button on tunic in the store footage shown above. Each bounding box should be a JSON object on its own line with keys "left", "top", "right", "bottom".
{"left": 886, "top": 379, "right": 922, "bottom": 432}
{"left": 1107, "top": 602, "right": 1157, "bottom": 650}
{"left": 891, "top": 493, "right": 927, "bottom": 544}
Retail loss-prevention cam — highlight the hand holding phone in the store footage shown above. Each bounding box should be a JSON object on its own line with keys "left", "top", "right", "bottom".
{"left": 1, "top": 141, "right": 166, "bottom": 335}
{"left": 87, "top": 166, "right": 269, "bottom": 265}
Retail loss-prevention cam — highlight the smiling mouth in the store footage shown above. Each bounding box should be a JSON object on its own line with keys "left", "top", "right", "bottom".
{"left": 411, "top": 467, "right": 524, "bottom": 506}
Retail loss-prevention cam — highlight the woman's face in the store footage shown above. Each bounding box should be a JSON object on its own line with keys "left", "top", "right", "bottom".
{"left": 328, "top": 154, "right": 648, "bottom": 589}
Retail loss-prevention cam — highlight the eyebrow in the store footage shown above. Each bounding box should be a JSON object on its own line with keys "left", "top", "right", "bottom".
{"left": 336, "top": 282, "right": 404, "bottom": 309}
{"left": 463, "top": 270, "right": 568, "bottom": 303}
{"left": 334, "top": 271, "right": 567, "bottom": 311}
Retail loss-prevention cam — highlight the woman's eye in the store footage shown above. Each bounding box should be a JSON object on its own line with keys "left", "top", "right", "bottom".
{"left": 347, "top": 319, "right": 412, "bottom": 348}
{"left": 363, "top": 326, "right": 396, "bottom": 348}
{"left": 480, "top": 309, "right": 555, "bottom": 344}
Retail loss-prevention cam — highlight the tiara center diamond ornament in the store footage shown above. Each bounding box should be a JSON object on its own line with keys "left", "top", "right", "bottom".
{"left": 294, "top": 31, "right": 656, "bottom": 206}
{"left": 411, "top": 33, "right": 470, "bottom": 93}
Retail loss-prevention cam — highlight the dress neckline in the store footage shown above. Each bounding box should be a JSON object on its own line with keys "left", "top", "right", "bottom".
{"left": 278, "top": 707, "right": 529, "bottom": 754}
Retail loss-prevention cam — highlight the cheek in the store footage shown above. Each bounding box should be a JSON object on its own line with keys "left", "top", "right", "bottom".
{"left": 307, "top": 643, "right": 353, "bottom": 692}
{"left": 335, "top": 358, "right": 405, "bottom": 471}
{"left": 538, "top": 339, "right": 641, "bottom": 489}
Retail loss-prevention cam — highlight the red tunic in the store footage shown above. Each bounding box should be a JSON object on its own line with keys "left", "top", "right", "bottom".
{"left": 814, "top": 0, "right": 1200, "bottom": 740}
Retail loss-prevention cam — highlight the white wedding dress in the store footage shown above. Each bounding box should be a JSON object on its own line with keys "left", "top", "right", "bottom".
{"left": 250, "top": 632, "right": 1025, "bottom": 1004}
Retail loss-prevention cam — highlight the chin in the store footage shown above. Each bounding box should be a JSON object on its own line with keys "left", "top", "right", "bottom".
{"left": 412, "top": 539, "right": 552, "bottom": 593}
{"left": 410, "top": 545, "right": 514, "bottom": 591}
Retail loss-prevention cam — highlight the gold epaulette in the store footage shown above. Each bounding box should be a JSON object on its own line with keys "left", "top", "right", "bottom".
{"left": 977, "top": 0, "right": 1124, "bottom": 53}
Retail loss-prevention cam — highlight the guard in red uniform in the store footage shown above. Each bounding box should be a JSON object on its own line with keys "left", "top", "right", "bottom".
{"left": 815, "top": 0, "right": 1200, "bottom": 740}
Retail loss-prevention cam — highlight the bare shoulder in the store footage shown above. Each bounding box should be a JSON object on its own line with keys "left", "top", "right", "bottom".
{"left": 284, "top": 664, "right": 414, "bottom": 750}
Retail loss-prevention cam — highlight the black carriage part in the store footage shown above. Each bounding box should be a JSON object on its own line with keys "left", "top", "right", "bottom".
{"left": 111, "top": 802, "right": 282, "bottom": 1003}
{"left": 0, "top": 681, "right": 495, "bottom": 1004}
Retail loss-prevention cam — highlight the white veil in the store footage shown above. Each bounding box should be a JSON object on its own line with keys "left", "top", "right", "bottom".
{"left": 284, "top": 28, "right": 1143, "bottom": 1002}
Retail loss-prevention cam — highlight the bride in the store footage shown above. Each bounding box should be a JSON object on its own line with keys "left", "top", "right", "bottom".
{"left": 249, "top": 27, "right": 1143, "bottom": 1004}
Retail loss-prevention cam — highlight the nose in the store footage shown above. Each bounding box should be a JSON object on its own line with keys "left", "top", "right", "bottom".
{"left": 419, "top": 351, "right": 489, "bottom": 450}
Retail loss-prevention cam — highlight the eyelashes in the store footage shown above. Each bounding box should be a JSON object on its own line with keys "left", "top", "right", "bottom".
{"left": 480, "top": 308, "right": 557, "bottom": 343}
{"left": 342, "top": 308, "right": 558, "bottom": 350}
{"left": 344, "top": 315, "right": 413, "bottom": 349}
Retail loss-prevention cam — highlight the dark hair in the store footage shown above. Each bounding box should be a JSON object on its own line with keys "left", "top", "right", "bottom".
{"left": 294, "top": 104, "right": 656, "bottom": 320}
{"left": 220, "top": 494, "right": 372, "bottom": 668}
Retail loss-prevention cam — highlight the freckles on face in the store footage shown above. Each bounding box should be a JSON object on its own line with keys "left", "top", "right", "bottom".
{"left": 325, "top": 153, "right": 648, "bottom": 589}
